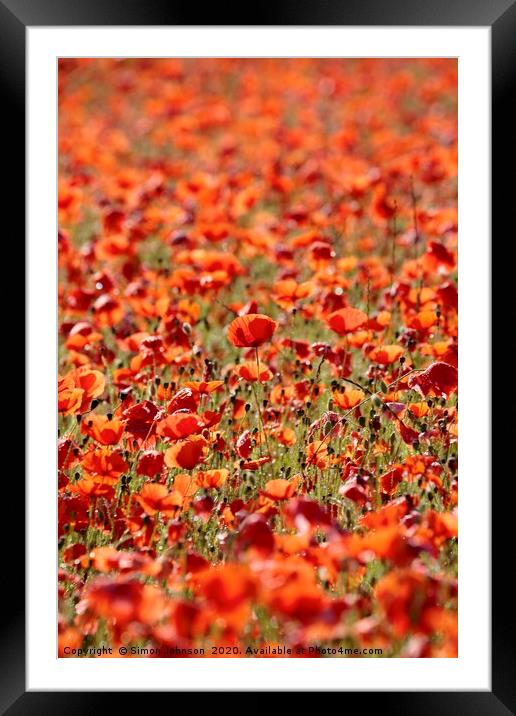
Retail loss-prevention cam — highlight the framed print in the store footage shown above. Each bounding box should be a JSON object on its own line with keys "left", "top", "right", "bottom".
{"left": 2, "top": 0, "right": 513, "bottom": 710}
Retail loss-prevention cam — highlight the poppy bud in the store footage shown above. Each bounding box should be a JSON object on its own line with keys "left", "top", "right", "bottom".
{"left": 90, "top": 399, "right": 99, "bottom": 410}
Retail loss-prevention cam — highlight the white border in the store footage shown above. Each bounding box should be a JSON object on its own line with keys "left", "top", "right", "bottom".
{"left": 27, "top": 27, "right": 490, "bottom": 691}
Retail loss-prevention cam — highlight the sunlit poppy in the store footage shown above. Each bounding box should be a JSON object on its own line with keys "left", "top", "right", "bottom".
{"left": 234, "top": 361, "right": 273, "bottom": 382}
{"left": 326, "top": 307, "right": 368, "bottom": 335}
{"left": 164, "top": 436, "right": 208, "bottom": 470}
{"left": 227, "top": 314, "right": 278, "bottom": 348}
{"left": 260, "top": 477, "right": 300, "bottom": 501}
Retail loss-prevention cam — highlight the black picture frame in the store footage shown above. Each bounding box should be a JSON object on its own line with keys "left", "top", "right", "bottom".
{"left": 3, "top": 0, "right": 512, "bottom": 712}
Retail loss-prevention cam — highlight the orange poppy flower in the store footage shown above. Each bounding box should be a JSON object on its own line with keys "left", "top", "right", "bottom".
{"left": 332, "top": 386, "right": 365, "bottom": 409}
{"left": 72, "top": 477, "right": 115, "bottom": 499}
{"left": 408, "top": 310, "right": 438, "bottom": 331}
{"left": 408, "top": 402, "right": 430, "bottom": 418}
{"left": 164, "top": 435, "right": 208, "bottom": 470}
{"left": 271, "top": 279, "right": 312, "bottom": 309}
{"left": 325, "top": 306, "right": 368, "bottom": 335}
{"left": 182, "top": 380, "right": 224, "bottom": 395}
{"left": 234, "top": 361, "right": 273, "bottom": 382}
{"left": 274, "top": 426, "right": 297, "bottom": 446}
{"left": 241, "top": 456, "right": 272, "bottom": 470}
{"left": 81, "top": 447, "right": 128, "bottom": 483}
{"left": 80, "top": 415, "right": 124, "bottom": 445}
{"left": 194, "top": 564, "right": 257, "bottom": 613}
{"left": 196, "top": 468, "right": 229, "bottom": 489}
{"left": 136, "top": 483, "right": 183, "bottom": 517}
{"left": 58, "top": 367, "right": 105, "bottom": 415}
{"left": 227, "top": 314, "right": 278, "bottom": 348}
{"left": 261, "top": 477, "right": 300, "bottom": 501}
{"left": 306, "top": 441, "right": 329, "bottom": 469}
{"left": 58, "top": 374, "right": 84, "bottom": 415}
{"left": 156, "top": 412, "right": 203, "bottom": 441}
{"left": 369, "top": 344, "right": 404, "bottom": 365}
{"left": 172, "top": 472, "right": 199, "bottom": 498}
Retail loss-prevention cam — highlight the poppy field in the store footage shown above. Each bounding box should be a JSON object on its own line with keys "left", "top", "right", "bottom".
{"left": 58, "top": 59, "right": 458, "bottom": 658}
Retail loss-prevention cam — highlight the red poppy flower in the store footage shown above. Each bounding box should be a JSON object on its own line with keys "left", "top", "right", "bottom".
{"left": 164, "top": 436, "right": 208, "bottom": 470}
{"left": 234, "top": 361, "right": 273, "bottom": 382}
{"left": 136, "top": 450, "right": 164, "bottom": 477}
{"left": 136, "top": 483, "right": 182, "bottom": 517}
{"left": 326, "top": 307, "right": 368, "bottom": 335}
{"left": 156, "top": 412, "right": 203, "bottom": 441}
{"left": 80, "top": 414, "right": 124, "bottom": 445}
{"left": 227, "top": 314, "right": 278, "bottom": 348}
{"left": 408, "top": 362, "right": 458, "bottom": 398}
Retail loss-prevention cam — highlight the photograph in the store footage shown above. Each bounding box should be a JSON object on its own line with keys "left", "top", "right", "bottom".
{"left": 0, "top": 0, "right": 506, "bottom": 703}
{"left": 57, "top": 57, "right": 459, "bottom": 660}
